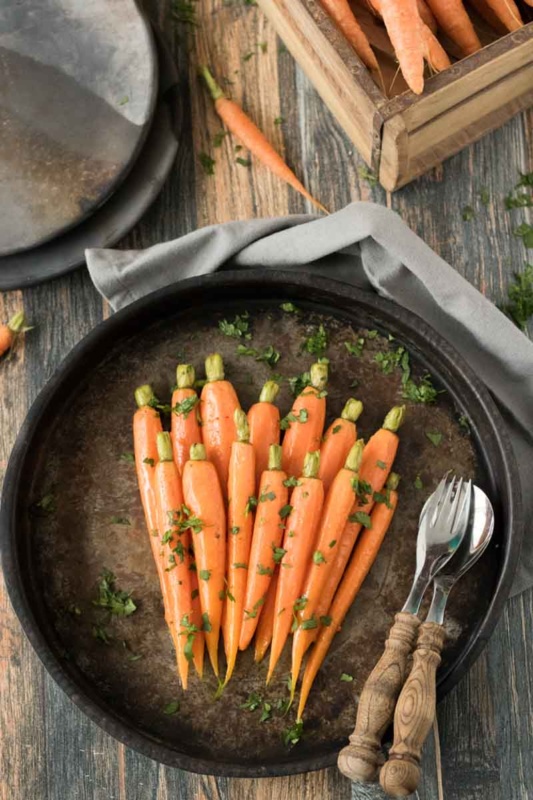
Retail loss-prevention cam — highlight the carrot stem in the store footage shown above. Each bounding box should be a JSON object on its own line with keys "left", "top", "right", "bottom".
{"left": 201, "top": 65, "right": 226, "bottom": 102}
{"left": 190, "top": 443, "right": 206, "bottom": 461}
{"left": 205, "top": 353, "right": 225, "bottom": 382}
{"left": 177, "top": 364, "right": 196, "bottom": 389}
{"left": 341, "top": 398, "right": 364, "bottom": 422}
{"left": 157, "top": 431, "right": 173, "bottom": 462}
{"left": 235, "top": 408, "right": 250, "bottom": 443}
{"left": 135, "top": 384, "right": 155, "bottom": 408}
{"left": 268, "top": 443, "right": 283, "bottom": 471}
{"left": 259, "top": 380, "right": 280, "bottom": 404}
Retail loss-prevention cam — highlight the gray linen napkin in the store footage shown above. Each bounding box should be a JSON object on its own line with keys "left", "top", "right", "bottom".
{"left": 86, "top": 201, "right": 533, "bottom": 595}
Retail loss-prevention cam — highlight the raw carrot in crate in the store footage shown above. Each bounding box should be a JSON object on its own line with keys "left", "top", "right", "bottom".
{"left": 318, "top": 398, "right": 363, "bottom": 494}
{"left": 290, "top": 440, "right": 365, "bottom": 696}
{"left": 182, "top": 443, "right": 226, "bottom": 676}
{"left": 319, "top": 0, "right": 380, "bottom": 70}
{"left": 267, "top": 451, "right": 325, "bottom": 683}
{"left": 240, "top": 445, "right": 289, "bottom": 651}
{"left": 483, "top": 0, "right": 523, "bottom": 29}
{"left": 416, "top": 0, "right": 438, "bottom": 31}
{"left": 171, "top": 364, "right": 202, "bottom": 475}
{"left": 424, "top": 0, "right": 482, "bottom": 55}
{"left": 297, "top": 473, "right": 400, "bottom": 718}
{"left": 0, "top": 310, "right": 32, "bottom": 357}
{"left": 282, "top": 361, "right": 328, "bottom": 479}
{"left": 200, "top": 353, "right": 240, "bottom": 497}
{"left": 254, "top": 571, "right": 279, "bottom": 663}
{"left": 248, "top": 381, "right": 281, "bottom": 487}
{"left": 422, "top": 25, "right": 452, "bottom": 71}
{"left": 200, "top": 66, "right": 328, "bottom": 214}
{"left": 293, "top": 405, "right": 406, "bottom": 657}
{"left": 466, "top": 0, "right": 508, "bottom": 32}
{"left": 379, "top": 0, "right": 425, "bottom": 94}
{"left": 154, "top": 433, "right": 197, "bottom": 689}
{"left": 223, "top": 410, "right": 256, "bottom": 684}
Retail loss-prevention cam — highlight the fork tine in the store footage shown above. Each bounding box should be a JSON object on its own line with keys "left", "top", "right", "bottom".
{"left": 442, "top": 475, "right": 459, "bottom": 522}
{"left": 428, "top": 474, "right": 452, "bottom": 525}
{"left": 454, "top": 479, "right": 473, "bottom": 532}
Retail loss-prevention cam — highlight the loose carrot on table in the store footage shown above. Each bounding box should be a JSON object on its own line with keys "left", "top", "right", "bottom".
{"left": 171, "top": 364, "right": 202, "bottom": 475}
{"left": 200, "top": 353, "right": 240, "bottom": 498}
{"left": 292, "top": 405, "right": 406, "bottom": 659}
{"left": 318, "top": 398, "right": 363, "bottom": 494}
{"left": 379, "top": 0, "right": 425, "bottom": 94}
{"left": 297, "top": 473, "right": 400, "bottom": 719}
{"left": 319, "top": 0, "right": 380, "bottom": 71}
{"left": 247, "top": 381, "right": 281, "bottom": 488}
{"left": 240, "top": 444, "right": 289, "bottom": 651}
{"left": 282, "top": 362, "right": 328, "bottom": 480}
{"left": 254, "top": 571, "right": 278, "bottom": 663}
{"left": 200, "top": 67, "right": 328, "bottom": 214}
{"left": 0, "top": 311, "right": 32, "bottom": 358}
{"left": 267, "top": 452, "right": 325, "bottom": 683}
{"left": 182, "top": 443, "right": 226, "bottom": 676}
{"left": 425, "top": 0, "right": 482, "bottom": 55}
{"left": 223, "top": 410, "right": 256, "bottom": 684}
{"left": 290, "top": 439, "right": 365, "bottom": 696}
{"left": 154, "top": 433, "right": 197, "bottom": 689}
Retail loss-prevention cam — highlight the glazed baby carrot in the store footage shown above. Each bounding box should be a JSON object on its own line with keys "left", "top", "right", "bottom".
{"left": 282, "top": 362, "right": 328, "bottom": 480}
{"left": 295, "top": 405, "right": 406, "bottom": 657}
{"left": 182, "top": 443, "right": 226, "bottom": 676}
{"left": 154, "top": 433, "right": 195, "bottom": 689}
{"left": 254, "top": 571, "right": 278, "bottom": 663}
{"left": 290, "top": 440, "right": 365, "bottom": 696}
{"left": 380, "top": 0, "right": 425, "bottom": 94}
{"left": 267, "top": 452, "right": 324, "bottom": 683}
{"left": 200, "top": 353, "right": 240, "bottom": 497}
{"left": 248, "top": 381, "right": 281, "bottom": 487}
{"left": 425, "top": 0, "right": 482, "bottom": 55}
{"left": 171, "top": 364, "right": 202, "bottom": 475}
{"left": 318, "top": 398, "right": 363, "bottom": 494}
{"left": 223, "top": 410, "right": 256, "bottom": 684}
{"left": 0, "top": 310, "right": 31, "bottom": 358}
{"left": 240, "top": 445, "right": 289, "bottom": 651}
{"left": 320, "top": 0, "right": 380, "bottom": 70}
{"left": 201, "top": 67, "right": 328, "bottom": 214}
{"left": 297, "top": 474, "right": 400, "bottom": 719}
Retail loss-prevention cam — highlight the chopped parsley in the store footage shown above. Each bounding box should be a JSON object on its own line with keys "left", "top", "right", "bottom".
{"left": 171, "top": 0, "right": 198, "bottom": 26}
{"left": 274, "top": 116, "right": 285, "bottom": 126}
{"left": 245, "top": 495, "right": 258, "bottom": 515}
{"left": 92, "top": 625, "right": 112, "bottom": 644}
{"left": 31, "top": 493, "right": 56, "bottom": 516}
{"left": 244, "top": 596, "right": 264, "bottom": 618}
{"left": 280, "top": 301, "right": 298, "bottom": 312}
{"left": 426, "top": 431, "right": 443, "bottom": 447}
{"left": 283, "top": 476, "right": 300, "bottom": 487}
{"left": 236, "top": 343, "right": 280, "bottom": 367}
{"left": 110, "top": 516, "right": 131, "bottom": 526}
{"left": 514, "top": 223, "right": 533, "bottom": 248}
{"left": 312, "top": 551, "right": 326, "bottom": 565}
{"left": 502, "top": 264, "right": 533, "bottom": 330}
{"left": 288, "top": 370, "right": 311, "bottom": 396}
{"left": 332, "top": 425, "right": 342, "bottom": 435}
{"left": 344, "top": 338, "right": 365, "bottom": 357}
{"left": 358, "top": 165, "right": 378, "bottom": 187}
{"left": 93, "top": 570, "right": 137, "bottom": 617}
{"left": 257, "top": 563, "right": 273, "bottom": 576}
{"left": 462, "top": 205, "right": 475, "bottom": 222}
{"left": 458, "top": 414, "right": 471, "bottom": 433}
{"left": 164, "top": 700, "right": 180, "bottom": 715}
{"left": 119, "top": 452, "right": 135, "bottom": 463}
{"left": 143, "top": 457, "right": 155, "bottom": 466}
{"left": 328, "top": 539, "right": 337, "bottom": 548}
{"left": 233, "top": 562, "right": 248, "bottom": 569}
{"left": 301, "top": 617, "right": 318, "bottom": 630}
{"left": 219, "top": 312, "right": 252, "bottom": 339}
{"left": 240, "top": 692, "right": 262, "bottom": 711}
{"left": 198, "top": 152, "right": 215, "bottom": 175}
{"left": 201, "top": 612, "right": 212, "bottom": 632}
{"left": 353, "top": 478, "right": 372, "bottom": 504}
{"left": 172, "top": 395, "right": 199, "bottom": 418}
{"left": 414, "top": 475, "right": 424, "bottom": 490}
{"left": 199, "top": 569, "right": 211, "bottom": 581}
{"left": 376, "top": 460, "right": 387, "bottom": 469}
{"left": 479, "top": 187, "right": 490, "bottom": 206}
{"left": 283, "top": 720, "right": 304, "bottom": 748}
{"left": 403, "top": 373, "right": 441, "bottom": 404}
{"left": 320, "top": 615, "right": 332, "bottom": 627}
{"left": 279, "top": 504, "right": 293, "bottom": 519}
{"left": 340, "top": 673, "right": 354, "bottom": 682}
{"left": 280, "top": 408, "right": 309, "bottom": 430}
{"left": 213, "top": 131, "right": 227, "bottom": 148}
{"left": 302, "top": 324, "right": 327, "bottom": 356}
{"left": 230, "top": 526, "right": 240, "bottom": 535}
{"left": 259, "top": 491, "right": 277, "bottom": 502}
{"left": 236, "top": 157, "right": 252, "bottom": 167}
{"left": 293, "top": 596, "right": 307, "bottom": 612}
{"left": 272, "top": 546, "right": 287, "bottom": 563}
{"left": 168, "top": 505, "right": 204, "bottom": 535}
{"left": 374, "top": 489, "right": 392, "bottom": 509}
{"left": 349, "top": 511, "right": 372, "bottom": 528}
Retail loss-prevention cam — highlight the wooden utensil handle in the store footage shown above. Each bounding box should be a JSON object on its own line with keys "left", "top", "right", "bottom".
{"left": 379, "top": 621, "right": 446, "bottom": 797}
{"left": 337, "top": 612, "right": 420, "bottom": 783}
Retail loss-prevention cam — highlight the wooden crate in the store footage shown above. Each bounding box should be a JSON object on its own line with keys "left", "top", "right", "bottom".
{"left": 257, "top": 0, "right": 533, "bottom": 190}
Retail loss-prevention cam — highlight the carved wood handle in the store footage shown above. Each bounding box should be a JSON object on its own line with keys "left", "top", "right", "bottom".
{"left": 379, "top": 621, "right": 446, "bottom": 797}
{"left": 337, "top": 612, "right": 420, "bottom": 783}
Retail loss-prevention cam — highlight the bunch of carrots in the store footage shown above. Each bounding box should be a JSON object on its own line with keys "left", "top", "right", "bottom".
{"left": 133, "top": 352, "right": 405, "bottom": 718}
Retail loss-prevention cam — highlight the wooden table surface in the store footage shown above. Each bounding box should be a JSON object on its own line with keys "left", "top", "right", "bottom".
{"left": 1, "top": 2, "right": 532, "bottom": 799}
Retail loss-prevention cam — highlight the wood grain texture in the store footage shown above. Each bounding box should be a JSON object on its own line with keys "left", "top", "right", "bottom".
{"left": 0, "top": 2, "right": 532, "bottom": 800}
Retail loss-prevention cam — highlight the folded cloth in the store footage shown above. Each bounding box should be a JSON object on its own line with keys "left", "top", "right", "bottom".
{"left": 86, "top": 202, "right": 533, "bottom": 595}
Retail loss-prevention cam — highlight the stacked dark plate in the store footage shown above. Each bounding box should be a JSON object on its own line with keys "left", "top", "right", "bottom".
{"left": 0, "top": 0, "right": 178, "bottom": 289}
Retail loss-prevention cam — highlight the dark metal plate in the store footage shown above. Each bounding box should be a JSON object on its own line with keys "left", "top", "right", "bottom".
{"left": 0, "top": 272, "right": 521, "bottom": 777}
{"left": 0, "top": 0, "right": 157, "bottom": 256}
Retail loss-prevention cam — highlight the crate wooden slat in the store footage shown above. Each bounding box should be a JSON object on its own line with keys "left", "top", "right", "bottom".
{"left": 257, "top": 0, "right": 533, "bottom": 190}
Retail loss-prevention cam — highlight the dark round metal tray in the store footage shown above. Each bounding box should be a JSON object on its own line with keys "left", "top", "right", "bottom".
{"left": 0, "top": 271, "right": 522, "bottom": 777}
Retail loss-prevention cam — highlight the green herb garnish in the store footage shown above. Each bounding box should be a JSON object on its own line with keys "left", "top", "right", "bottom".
{"left": 164, "top": 700, "right": 180, "bottom": 715}
{"left": 348, "top": 511, "right": 372, "bottom": 528}
{"left": 426, "top": 431, "right": 443, "bottom": 447}
{"left": 302, "top": 324, "right": 327, "bottom": 356}
{"left": 119, "top": 452, "right": 135, "bottom": 463}
{"left": 358, "top": 165, "right": 378, "bottom": 187}
{"left": 514, "top": 223, "right": 533, "bottom": 248}
{"left": 172, "top": 395, "right": 199, "bottom": 418}
{"left": 272, "top": 546, "right": 287, "bottom": 563}
{"left": 199, "top": 569, "right": 211, "bottom": 581}
{"left": 93, "top": 570, "right": 137, "bottom": 617}
{"left": 340, "top": 673, "right": 354, "bottom": 682}
{"left": 219, "top": 311, "right": 252, "bottom": 339}
{"left": 280, "top": 408, "right": 309, "bottom": 430}
{"left": 257, "top": 563, "right": 273, "bottom": 576}
{"left": 198, "top": 152, "right": 215, "bottom": 175}
{"left": 414, "top": 475, "right": 424, "bottom": 490}
{"left": 143, "top": 457, "right": 155, "bottom": 466}
{"left": 344, "top": 338, "right": 365, "bottom": 357}
{"left": 312, "top": 551, "right": 326, "bottom": 565}
{"left": 280, "top": 301, "right": 298, "bottom": 312}
{"left": 462, "top": 205, "right": 475, "bottom": 221}
{"left": 501, "top": 264, "right": 533, "bottom": 329}
{"left": 279, "top": 504, "right": 293, "bottom": 519}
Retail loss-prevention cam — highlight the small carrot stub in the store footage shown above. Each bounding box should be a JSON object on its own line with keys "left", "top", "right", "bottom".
{"left": 0, "top": 310, "right": 32, "bottom": 357}
{"left": 171, "top": 364, "right": 202, "bottom": 475}
{"left": 248, "top": 381, "right": 281, "bottom": 487}
{"left": 182, "top": 443, "right": 227, "bottom": 676}
{"left": 318, "top": 398, "right": 363, "bottom": 494}
{"left": 200, "top": 353, "right": 241, "bottom": 497}
{"left": 240, "top": 444, "right": 289, "bottom": 651}
{"left": 319, "top": 0, "right": 380, "bottom": 70}
{"left": 282, "top": 362, "right": 328, "bottom": 479}
{"left": 254, "top": 571, "right": 278, "bottom": 663}
{"left": 379, "top": 0, "right": 425, "bottom": 94}
{"left": 267, "top": 451, "right": 325, "bottom": 683}
{"left": 297, "top": 473, "right": 400, "bottom": 719}
{"left": 223, "top": 410, "right": 256, "bottom": 684}
{"left": 200, "top": 67, "right": 328, "bottom": 214}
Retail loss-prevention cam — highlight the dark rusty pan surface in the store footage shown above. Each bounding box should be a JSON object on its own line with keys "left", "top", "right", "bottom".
{"left": 1, "top": 271, "right": 521, "bottom": 777}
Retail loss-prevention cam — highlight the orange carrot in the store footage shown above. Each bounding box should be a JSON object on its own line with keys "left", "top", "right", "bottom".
{"left": 318, "top": 398, "right": 363, "bottom": 494}
{"left": 267, "top": 452, "right": 325, "bottom": 683}
{"left": 200, "top": 353, "right": 240, "bottom": 498}
{"left": 254, "top": 571, "right": 278, "bottom": 663}
{"left": 201, "top": 67, "right": 328, "bottom": 214}
{"left": 171, "top": 364, "right": 202, "bottom": 475}
{"left": 297, "top": 473, "right": 400, "bottom": 719}
{"left": 240, "top": 445, "right": 289, "bottom": 651}
{"left": 282, "top": 362, "right": 328, "bottom": 480}
{"left": 290, "top": 440, "right": 365, "bottom": 696}
{"left": 294, "top": 405, "right": 405, "bottom": 657}
{"left": 0, "top": 311, "right": 31, "bottom": 358}
{"left": 482, "top": 0, "right": 522, "bottom": 29}
{"left": 182, "top": 443, "right": 226, "bottom": 676}
{"left": 466, "top": 0, "right": 508, "bottom": 33}
{"left": 425, "top": 0, "right": 482, "bottom": 55}
{"left": 422, "top": 25, "right": 452, "bottom": 71}
{"left": 380, "top": 0, "right": 425, "bottom": 94}
{"left": 188, "top": 568, "right": 205, "bottom": 678}
{"left": 248, "top": 381, "right": 281, "bottom": 488}
{"left": 417, "top": 0, "right": 438, "bottom": 31}
{"left": 223, "top": 410, "right": 257, "bottom": 684}
{"left": 320, "top": 0, "right": 380, "bottom": 70}
{"left": 154, "top": 433, "right": 196, "bottom": 689}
